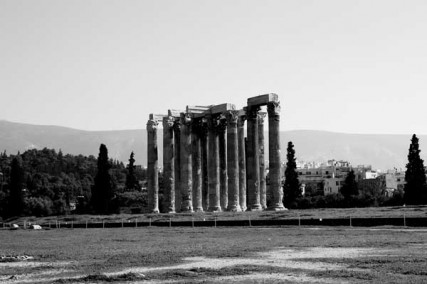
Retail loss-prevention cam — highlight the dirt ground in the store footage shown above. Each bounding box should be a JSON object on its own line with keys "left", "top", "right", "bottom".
{"left": 1, "top": 227, "right": 426, "bottom": 283}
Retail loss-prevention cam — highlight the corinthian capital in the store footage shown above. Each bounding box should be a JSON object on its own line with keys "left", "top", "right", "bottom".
{"left": 180, "top": 113, "right": 192, "bottom": 127}
{"left": 267, "top": 101, "right": 281, "bottom": 117}
{"left": 173, "top": 119, "right": 181, "bottom": 134}
{"left": 257, "top": 112, "right": 267, "bottom": 125}
{"left": 237, "top": 114, "right": 246, "bottom": 128}
{"left": 247, "top": 105, "right": 260, "bottom": 121}
{"left": 147, "top": 119, "right": 158, "bottom": 132}
{"left": 162, "top": 116, "right": 174, "bottom": 129}
{"left": 225, "top": 110, "right": 239, "bottom": 126}
{"left": 206, "top": 114, "right": 220, "bottom": 133}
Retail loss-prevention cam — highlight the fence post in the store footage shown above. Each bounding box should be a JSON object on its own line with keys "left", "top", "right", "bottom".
{"left": 135, "top": 219, "right": 138, "bottom": 228}
{"left": 192, "top": 217, "right": 194, "bottom": 228}
{"left": 298, "top": 214, "right": 301, "bottom": 227}
{"left": 169, "top": 217, "right": 172, "bottom": 228}
{"left": 102, "top": 220, "right": 105, "bottom": 229}
{"left": 249, "top": 215, "right": 252, "bottom": 227}
{"left": 403, "top": 212, "right": 406, "bottom": 227}
{"left": 71, "top": 221, "right": 74, "bottom": 229}
{"left": 214, "top": 216, "right": 217, "bottom": 228}
{"left": 149, "top": 218, "right": 152, "bottom": 227}
{"left": 350, "top": 216, "right": 352, "bottom": 227}
{"left": 85, "top": 220, "right": 88, "bottom": 229}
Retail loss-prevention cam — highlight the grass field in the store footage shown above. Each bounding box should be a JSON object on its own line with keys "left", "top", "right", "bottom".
{"left": 1, "top": 226, "right": 427, "bottom": 283}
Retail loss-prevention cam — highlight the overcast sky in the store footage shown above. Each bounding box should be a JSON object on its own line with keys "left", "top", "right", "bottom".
{"left": 1, "top": 0, "right": 427, "bottom": 134}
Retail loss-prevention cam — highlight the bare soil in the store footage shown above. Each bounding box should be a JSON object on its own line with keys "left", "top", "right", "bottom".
{"left": 0, "top": 226, "right": 426, "bottom": 283}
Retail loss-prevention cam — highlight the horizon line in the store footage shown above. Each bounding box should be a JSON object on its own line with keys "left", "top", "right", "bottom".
{"left": 0, "top": 119, "right": 422, "bottom": 137}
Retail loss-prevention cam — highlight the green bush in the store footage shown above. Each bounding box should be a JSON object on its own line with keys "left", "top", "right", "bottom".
{"left": 24, "top": 196, "right": 53, "bottom": 216}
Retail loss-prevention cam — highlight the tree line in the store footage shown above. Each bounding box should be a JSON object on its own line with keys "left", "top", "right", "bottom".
{"left": 0, "top": 146, "right": 147, "bottom": 219}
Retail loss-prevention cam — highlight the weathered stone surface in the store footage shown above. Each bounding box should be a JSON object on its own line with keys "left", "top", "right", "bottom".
{"left": 207, "top": 114, "right": 221, "bottom": 212}
{"left": 267, "top": 101, "right": 286, "bottom": 211}
{"left": 180, "top": 113, "right": 193, "bottom": 212}
{"left": 238, "top": 114, "right": 247, "bottom": 211}
{"left": 210, "top": 103, "right": 236, "bottom": 114}
{"left": 173, "top": 119, "right": 182, "bottom": 212}
{"left": 219, "top": 117, "right": 228, "bottom": 210}
{"left": 192, "top": 118, "right": 203, "bottom": 212}
{"left": 147, "top": 119, "right": 159, "bottom": 213}
{"left": 163, "top": 116, "right": 175, "bottom": 213}
{"left": 186, "top": 105, "right": 213, "bottom": 118}
{"left": 168, "top": 109, "right": 183, "bottom": 117}
{"left": 247, "top": 93, "right": 279, "bottom": 106}
{"left": 226, "top": 110, "right": 241, "bottom": 212}
{"left": 258, "top": 112, "right": 267, "bottom": 209}
{"left": 149, "top": 114, "right": 165, "bottom": 122}
{"left": 246, "top": 105, "right": 262, "bottom": 211}
{"left": 201, "top": 118, "right": 209, "bottom": 211}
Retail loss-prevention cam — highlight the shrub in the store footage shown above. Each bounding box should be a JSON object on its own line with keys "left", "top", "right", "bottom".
{"left": 24, "top": 196, "right": 53, "bottom": 216}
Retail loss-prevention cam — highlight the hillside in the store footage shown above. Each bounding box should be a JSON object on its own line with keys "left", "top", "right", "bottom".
{"left": 0, "top": 120, "right": 422, "bottom": 170}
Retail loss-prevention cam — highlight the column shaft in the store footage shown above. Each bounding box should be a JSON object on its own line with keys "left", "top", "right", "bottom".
{"left": 247, "top": 106, "right": 262, "bottom": 211}
{"left": 267, "top": 101, "right": 286, "bottom": 211}
{"left": 208, "top": 115, "right": 221, "bottom": 211}
{"left": 226, "top": 111, "right": 241, "bottom": 211}
{"left": 180, "top": 113, "right": 193, "bottom": 212}
{"left": 201, "top": 120, "right": 209, "bottom": 211}
{"left": 147, "top": 119, "right": 159, "bottom": 213}
{"left": 163, "top": 117, "right": 175, "bottom": 213}
{"left": 258, "top": 113, "right": 267, "bottom": 209}
{"left": 238, "top": 116, "right": 247, "bottom": 211}
{"left": 192, "top": 119, "right": 203, "bottom": 211}
{"left": 219, "top": 119, "right": 228, "bottom": 210}
{"left": 173, "top": 121, "right": 182, "bottom": 212}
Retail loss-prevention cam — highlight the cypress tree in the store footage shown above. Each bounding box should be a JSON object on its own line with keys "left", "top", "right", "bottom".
{"left": 8, "top": 155, "right": 25, "bottom": 217}
{"left": 283, "top": 141, "right": 300, "bottom": 207}
{"left": 125, "top": 152, "right": 139, "bottom": 191}
{"left": 404, "top": 134, "right": 427, "bottom": 205}
{"left": 91, "top": 144, "right": 114, "bottom": 214}
{"left": 340, "top": 170, "right": 358, "bottom": 199}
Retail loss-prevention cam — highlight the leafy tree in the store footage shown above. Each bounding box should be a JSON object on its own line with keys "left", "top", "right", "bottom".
{"left": 404, "top": 134, "right": 427, "bottom": 205}
{"left": 283, "top": 141, "right": 301, "bottom": 208}
{"left": 340, "top": 170, "right": 358, "bottom": 199}
{"left": 91, "top": 144, "right": 114, "bottom": 214}
{"left": 125, "top": 152, "right": 139, "bottom": 191}
{"left": 8, "top": 155, "right": 25, "bottom": 217}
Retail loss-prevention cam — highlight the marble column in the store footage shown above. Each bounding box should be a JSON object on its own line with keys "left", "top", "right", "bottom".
{"left": 173, "top": 120, "right": 181, "bottom": 212}
{"left": 238, "top": 115, "right": 247, "bottom": 211}
{"left": 226, "top": 110, "right": 241, "bottom": 211}
{"left": 207, "top": 114, "right": 221, "bottom": 212}
{"left": 192, "top": 118, "right": 203, "bottom": 212}
{"left": 162, "top": 116, "right": 175, "bottom": 213}
{"left": 258, "top": 113, "right": 267, "bottom": 209}
{"left": 267, "top": 101, "right": 286, "bottom": 211}
{"left": 180, "top": 113, "right": 193, "bottom": 212}
{"left": 147, "top": 118, "right": 159, "bottom": 213}
{"left": 201, "top": 119, "right": 209, "bottom": 211}
{"left": 219, "top": 117, "right": 228, "bottom": 210}
{"left": 247, "top": 105, "right": 262, "bottom": 211}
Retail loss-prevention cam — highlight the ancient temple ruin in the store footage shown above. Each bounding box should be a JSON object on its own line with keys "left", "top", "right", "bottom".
{"left": 146, "top": 94, "right": 286, "bottom": 213}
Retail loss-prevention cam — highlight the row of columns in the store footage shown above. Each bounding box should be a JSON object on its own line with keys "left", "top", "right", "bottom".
{"left": 146, "top": 96, "right": 285, "bottom": 213}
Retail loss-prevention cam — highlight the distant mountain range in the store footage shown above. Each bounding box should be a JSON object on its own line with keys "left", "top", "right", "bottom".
{"left": 0, "top": 120, "right": 422, "bottom": 170}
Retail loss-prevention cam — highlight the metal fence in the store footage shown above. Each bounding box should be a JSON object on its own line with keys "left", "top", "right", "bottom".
{"left": 2, "top": 215, "right": 427, "bottom": 230}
